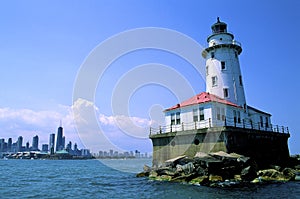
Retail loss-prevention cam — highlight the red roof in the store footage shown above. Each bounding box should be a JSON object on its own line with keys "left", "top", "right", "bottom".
{"left": 165, "top": 92, "right": 241, "bottom": 111}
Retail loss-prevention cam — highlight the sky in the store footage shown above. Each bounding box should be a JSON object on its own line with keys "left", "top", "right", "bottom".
{"left": 0, "top": 0, "right": 299, "bottom": 154}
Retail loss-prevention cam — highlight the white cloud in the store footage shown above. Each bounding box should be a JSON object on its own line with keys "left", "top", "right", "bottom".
{"left": 98, "top": 113, "right": 153, "bottom": 139}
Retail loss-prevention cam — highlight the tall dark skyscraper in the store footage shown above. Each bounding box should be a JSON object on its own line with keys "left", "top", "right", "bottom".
{"left": 32, "top": 135, "right": 39, "bottom": 151}
{"left": 7, "top": 138, "right": 12, "bottom": 152}
{"left": 56, "top": 125, "right": 64, "bottom": 151}
{"left": 17, "top": 136, "right": 23, "bottom": 152}
{"left": 49, "top": 133, "right": 55, "bottom": 153}
{"left": 0, "top": 139, "right": 5, "bottom": 152}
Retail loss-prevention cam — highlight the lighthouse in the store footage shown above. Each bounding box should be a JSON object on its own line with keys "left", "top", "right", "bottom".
{"left": 149, "top": 18, "right": 290, "bottom": 167}
{"left": 202, "top": 17, "right": 246, "bottom": 109}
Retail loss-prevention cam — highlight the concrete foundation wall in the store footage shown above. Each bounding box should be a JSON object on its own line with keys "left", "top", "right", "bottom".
{"left": 150, "top": 127, "right": 290, "bottom": 167}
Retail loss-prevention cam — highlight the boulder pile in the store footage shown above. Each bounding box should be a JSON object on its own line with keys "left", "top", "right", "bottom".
{"left": 137, "top": 151, "right": 300, "bottom": 187}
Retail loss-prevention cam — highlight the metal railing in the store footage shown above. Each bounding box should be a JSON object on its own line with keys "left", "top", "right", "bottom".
{"left": 149, "top": 117, "right": 289, "bottom": 136}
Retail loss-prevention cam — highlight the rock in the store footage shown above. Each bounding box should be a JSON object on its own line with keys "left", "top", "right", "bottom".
{"left": 165, "top": 155, "right": 186, "bottom": 167}
{"left": 294, "top": 165, "right": 300, "bottom": 170}
{"left": 196, "top": 166, "right": 207, "bottom": 176}
{"left": 241, "top": 166, "right": 257, "bottom": 181}
{"left": 257, "top": 169, "right": 288, "bottom": 182}
{"left": 190, "top": 176, "right": 209, "bottom": 185}
{"left": 136, "top": 172, "right": 149, "bottom": 178}
{"left": 237, "top": 156, "right": 250, "bottom": 163}
{"left": 161, "top": 170, "right": 176, "bottom": 176}
{"left": 270, "top": 165, "right": 281, "bottom": 171}
{"left": 156, "top": 175, "right": 172, "bottom": 181}
{"left": 209, "top": 175, "right": 223, "bottom": 182}
{"left": 143, "top": 164, "right": 152, "bottom": 173}
{"left": 180, "top": 162, "right": 195, "bottom": 175}
{"left": 194, "top": 152, "right": 210, "bottom": 158}
{"left": 282, "top": 168, "right": 296, "bottom": 181}
{"left": 234, "top": 175, "right": 242, "bottom": 181}
{"left": 156, "top": 167, "right": 172, "bottom": 176}
{"left": 251, "top": 177, "right": 262, "bottom": 183}
{"left": 171, "top": 173, "right": 196, "bottom": 182}
{"left": 149, "top": 171, "right": 158, "bottom": 179}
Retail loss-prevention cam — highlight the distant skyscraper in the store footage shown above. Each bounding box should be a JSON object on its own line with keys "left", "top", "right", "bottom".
{"left": 66, "top": 141, "right": 72, "bottom": 151}
{"left": 17, "top": 136, "right": 23, "bottom": 152}
{"left": 42, "top": 144, "right": 48, "bottom": 152}
{"left": 26, "top": 141, "right": 30, "bottom": 151}
{"left": 62, "top": 136, "right": 65, "bottom": 149}
{"left": 32, "top": 135, "right": 39, "bottom": 151}
{"left": 49, "top": 133, "right": 55, "bottom": 152}
{"left": 56, "top": 125, "right": 64, "bottom": 151}
{"left": 7, "top": 138, "right": 12, "bottom": 152}
{"left": 0, "top": 139, "right": 5, "bottom": 152}
{"left": 74, "top": 143, "right": 78, "bottom": 151}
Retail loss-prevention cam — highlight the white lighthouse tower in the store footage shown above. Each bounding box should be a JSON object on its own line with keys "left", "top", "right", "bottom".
{"left": 202, "top": 17, "right": 246, "bottom": 109}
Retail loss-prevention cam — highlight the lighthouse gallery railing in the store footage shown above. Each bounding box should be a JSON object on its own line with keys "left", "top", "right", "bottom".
{"left": 149, "top": 117, "right": 289, "bottom": 135}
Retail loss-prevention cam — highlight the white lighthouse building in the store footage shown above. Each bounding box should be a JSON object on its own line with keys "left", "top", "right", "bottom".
{"left": 160, "top": 18, "right": 273, "bottom": 132}
{"left": 150, "top": 18, "right": 290, "bottom": 166}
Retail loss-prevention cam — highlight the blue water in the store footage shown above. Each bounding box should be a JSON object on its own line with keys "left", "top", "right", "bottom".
{"left": 0, "top": 159, "right": 299, "bottom": 199}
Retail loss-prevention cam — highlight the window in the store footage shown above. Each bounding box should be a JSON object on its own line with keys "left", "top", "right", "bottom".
{"left": 221, "top": 61, "right": 226, "bottom": 70}
{"left": 211, "top": 52, "right": 215, "bottom": 58}
{"left": 233, "top": 110, "right": 237, "bottom": 123}
{"left": 237, "top": 111, "right": 241, "bottom": 123}
{"left": 193, "top": 109, "right": 198, "bottom": 122}
{"left": 221, "top": 108, "right": 225, "bottom": 121}
{"left": 223, "top": 88, "right": 229, "bottom": 98}
{"left": 239, "top": 75, "right": 243, "bottom": 86}
{"left": 265, "top": 117, "right": 269, "bottom": 128}
{"left": 216, "top": 107, "right": 221, "bottom": 120}
{"left": 171, "top": 113, "right": 175, "bottom": 125}
{"left": 199, "top": 107, "right": 204, "bottom": 121}
{"left": 206, "top": 65, "right": 209, "bottom": 76}
{"left": 176, "top": 112, "right": 181, "bottom": 124}
{"left": 212, "top": 76, "right": 218, "bottom": 87}
{"left": 260, "top": 116, "right": 263, "bottom": 127}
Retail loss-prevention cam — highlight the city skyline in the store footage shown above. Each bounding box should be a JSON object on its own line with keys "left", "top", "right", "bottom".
{"left": 0, "top": 124, "right": 78, "bottom": 153}
{"left": 0, "top": 124, "right": 147, "bottom": 157}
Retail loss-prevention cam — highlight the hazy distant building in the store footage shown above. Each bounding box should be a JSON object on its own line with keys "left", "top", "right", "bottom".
{"left": 7, "top": 138, "right": 12, "bottom": 152}
{"left": 109, "top": 149, "right": 113, "bottom": 157}
{"left": 42, "top": 144, "right": 49, "bottom": 152}
{"left": 56, "top": 125, "right": 64, "bottom": 151}
{"left": 66, "top": 141, "right": 72, "bottom": 152}
{"left": 0, "top": 139, "right": 5, "bottom": 152}
{"left": 49, "top": 133, "right": 55, "bottom": 153}
{"left": 135, "top": 150, "right": 140, "bottom": 158}
{"left": 81, "top": 149, "right": 91, "bottom": 157}
{"left": 26, "top": 141, "right": 30, "bottom": 151}
{"left": 104, "top": 151, "right": 108, "bottom": 157}
{"left": 32, "top": 135, "right": 39, "bottom": 151}
{"left": 74, "top": 143, "right": 78, "bottom": 151}
{"left": 17, "top": 136, "right": 23, "bottom": 152}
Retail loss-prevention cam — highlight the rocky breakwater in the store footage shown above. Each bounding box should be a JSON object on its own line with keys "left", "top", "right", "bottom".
{"left": 137, "top": 151, "right": 300, "bottom": 187}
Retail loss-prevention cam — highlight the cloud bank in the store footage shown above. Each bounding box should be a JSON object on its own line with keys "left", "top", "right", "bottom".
{"left": 0, "top": 98, "right": 154, "bottom": 153}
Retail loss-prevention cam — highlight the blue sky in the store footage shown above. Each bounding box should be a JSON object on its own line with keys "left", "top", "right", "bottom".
{"left": 0, "top": 1, "right": 299, "bottom": 154}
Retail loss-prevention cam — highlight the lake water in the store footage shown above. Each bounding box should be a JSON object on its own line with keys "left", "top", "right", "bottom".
{"left": 0, "top": 159, "right": 299, "bottom": 199}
